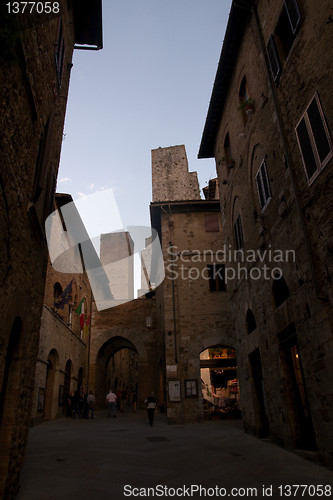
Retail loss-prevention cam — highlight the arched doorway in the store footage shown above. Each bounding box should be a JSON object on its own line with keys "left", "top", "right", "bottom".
{"left": 44, "top": 349, "right": 60, "bottom": 420}
{"left": 95, "top": 336, "right": 138, "bottom": 409}
{"left": 64, "top": 359, "right": 73, "bottom": 398}
{"left": 200, "top": 345, "right": 241, "bottom": 419}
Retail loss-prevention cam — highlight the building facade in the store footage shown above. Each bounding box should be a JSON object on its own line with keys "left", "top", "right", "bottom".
{"left": 0, "top": 2, "right": 102, "bottom": 497}
{"left": 31, "top": 194, "right": 93, "bottom": 425}
{"left": 150, "top": 145, "right": 234, "bottom": 423}
{"left": 199, "top": 0, "right": 333, "bottom": 463}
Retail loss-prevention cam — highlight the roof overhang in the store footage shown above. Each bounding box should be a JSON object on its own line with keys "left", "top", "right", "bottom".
{"left": 73, "top": 0, "right": 103, "bottom": 50}
{"left": 198, "top": 1, "right": 252, "bottom": 159}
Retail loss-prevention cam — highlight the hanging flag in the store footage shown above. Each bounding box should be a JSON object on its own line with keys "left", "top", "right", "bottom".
{"left": 75, "top": 298, "right": 85, "bottom": 330}
{"left": 54, "top": 280, "right": 73, "bottom": 309}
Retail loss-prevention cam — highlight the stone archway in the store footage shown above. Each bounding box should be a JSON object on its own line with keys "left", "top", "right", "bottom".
{"left": 94, "top": 336, "right": 139, "bottom": 409}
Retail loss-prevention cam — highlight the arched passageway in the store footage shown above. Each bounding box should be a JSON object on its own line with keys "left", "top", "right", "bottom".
{"left": 200, "top": 345, "right": 241, "bottom": 419}
{"left": 95, "top": 336, "right": 138, "bottom": 409}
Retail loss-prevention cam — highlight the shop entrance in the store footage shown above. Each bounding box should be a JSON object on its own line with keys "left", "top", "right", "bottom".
{"left": 200, "top": 345, "right": 241, "bottom": 418}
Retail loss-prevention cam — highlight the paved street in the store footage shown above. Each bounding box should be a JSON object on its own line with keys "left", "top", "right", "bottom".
{"left": 17, "top": 411, "right": 333, "bottom": 500}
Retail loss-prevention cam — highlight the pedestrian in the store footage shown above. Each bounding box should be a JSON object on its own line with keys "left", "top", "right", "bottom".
{"left": 131, "top": 391, "right": 137, "bottom": 412}
{"left": 106, "top": 389, "right": 117, "bottom": 418}
{"left": 87, "top": 390, "right": 96, "bottom": 419}
{"left": 145, "top": 392, "right": 157, "bottom": 426}
{"left": 71, "top": 390, "right": 80, "bottom": 418}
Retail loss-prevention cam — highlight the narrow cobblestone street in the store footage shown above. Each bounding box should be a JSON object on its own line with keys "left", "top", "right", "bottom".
{"left": 17, "top": 411, "right": 333, "bottom": 500}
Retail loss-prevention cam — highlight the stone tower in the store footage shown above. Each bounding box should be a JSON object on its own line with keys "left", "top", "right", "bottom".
{"left": 152, "top": 145, "right": 201, "bottom": 202}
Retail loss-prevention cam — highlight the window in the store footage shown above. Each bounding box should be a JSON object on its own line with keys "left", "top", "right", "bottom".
{"left": 296, "top": 93, "right": 333, "bottom": 185}
{"left": 246, "top": 309, "right": 257, "bottom": 334}
{"left": 224, "top": 133, "right": 234, "bottom": 168}
{"left": 207, "top": 264, "right": 225, "bottom": 292}
{"left": 256, "top": 161, "right": 272, "bottom": 211}
{"left": 267, "top": 35, "right": 281, "bottom": 81}
{"left": 55, "top": 20, "right": 65, "bottom": 86}
{"left": 54, "top": 282, "right": 63, "bottom": 301}
{"left": 267, "top": 0, "right": 301, "bottom": 81}
{"left": 204, "top": 214, "right": 219, "bottom": 232}
{"left": 233, "top": 215, "right": 244, "bottom": 250}
{"left": 272, "top": 275, "right": 290, "bottom": 307}
{"left": 285, "top": 0, "right": 301, "bottom": 34}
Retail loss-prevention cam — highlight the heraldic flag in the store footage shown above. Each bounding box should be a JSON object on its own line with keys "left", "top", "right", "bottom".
{"left": 54, "top": 280, "right": 73, "bottom": 309}
{"left": 75, "top": 298, "right": 85, "bottom": 330}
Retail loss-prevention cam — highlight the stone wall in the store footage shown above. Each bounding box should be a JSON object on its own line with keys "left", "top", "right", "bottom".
{"left": 201, "top": 0, "right": 333, "bottom": 464}
{"left": 0, "top": 3, "right": 77, "bottom": 496}
{"left": 31, "top": 306, "right": 87, "bottom": 425}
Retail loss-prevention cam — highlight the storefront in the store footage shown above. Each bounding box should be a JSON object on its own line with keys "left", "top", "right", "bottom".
{"left": 200, "top": 346, "right": 241, "bottom": 418}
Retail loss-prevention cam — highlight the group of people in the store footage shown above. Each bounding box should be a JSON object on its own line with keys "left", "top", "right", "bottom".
{"left": 65, "top": 388, "right": 96, "bottom": 419}
{"left": 65, "top": 386, "right": 157, "bottom": 426}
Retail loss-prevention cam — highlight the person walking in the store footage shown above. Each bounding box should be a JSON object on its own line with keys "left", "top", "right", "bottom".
{"left": 145, "top": 393, "right": 157, "bottom": 426}
{"left": 86, "top": 390, "right": 96, "bottom": 419}
{"left": 106, "top": 389, "right": 117, "bottom": 418}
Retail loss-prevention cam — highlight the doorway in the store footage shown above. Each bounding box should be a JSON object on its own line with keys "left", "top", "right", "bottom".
{"left": 279, "top": 328, "right": 316, "bottom": 450}
{"left": 249, "top": 348, "right": 269, "bottom": 437}
{"left": 200, "top": 345, "right": 240, "bottom": 418}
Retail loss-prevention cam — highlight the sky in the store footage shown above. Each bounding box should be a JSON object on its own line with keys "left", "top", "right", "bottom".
{"left": 57, "top": 0, "right": 233, "bottom": 232}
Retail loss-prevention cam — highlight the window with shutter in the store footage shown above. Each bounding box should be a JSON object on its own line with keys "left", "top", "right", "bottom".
{"left": 267, "top": 35, "right": 281, "bottom": 81}
{"left": 295, "top": 93, "right": 333, "bottom": 185}
{"left": 255, "top": 161, "right": 272, "bottom": 211}
{"left": 269, "top": 0, "right": 301, "bottom": 80}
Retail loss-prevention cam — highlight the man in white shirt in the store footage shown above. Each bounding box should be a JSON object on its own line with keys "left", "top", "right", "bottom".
{"left": 106, "top": 389, "right": 117, "bottom": 418}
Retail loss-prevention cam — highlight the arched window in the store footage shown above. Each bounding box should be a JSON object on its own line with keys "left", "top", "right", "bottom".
{"left": 224, "top": 133, "right": 234, "bottom": 168}
{"left": 272, "top": 275, "right": 290, "bottom": 307}
{"left": 239, "top": 76, "right": 253, "bottom": 125}
{"left": 53, "top": 282, "right": 62, "bottom": 301}
{"left": 246, "top": 309, "right": 257, "bottom": 334}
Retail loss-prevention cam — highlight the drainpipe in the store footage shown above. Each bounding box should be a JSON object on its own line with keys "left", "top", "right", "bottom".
{"left": 250, "top": 3, "right": 328, "bottom": 302}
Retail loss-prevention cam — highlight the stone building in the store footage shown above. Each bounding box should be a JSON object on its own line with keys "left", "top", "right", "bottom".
{"left": 31, "top": 194, "right": 94, "bottom": 425}
{"left": 0, "top": 1, "right": 102, "bottom": 497}
{"left": 199, "top": 0, "right": 333, "bottom": 463}
{"left": 150, "top": 145, "right": 233, "bottom": 423}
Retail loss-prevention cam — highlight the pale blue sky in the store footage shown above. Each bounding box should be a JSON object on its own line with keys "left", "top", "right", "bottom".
{"left": 57, "top": 0, "right": 232, "bottom": 229}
